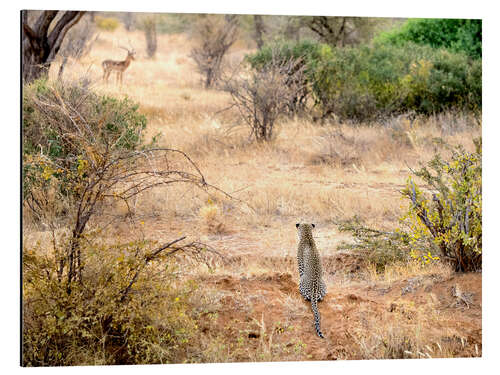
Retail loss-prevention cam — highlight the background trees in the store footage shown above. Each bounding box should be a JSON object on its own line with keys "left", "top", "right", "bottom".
{"left": 304, "top": 16, "right": 387, "bottom": 47}
{"left": 245, "top": 19, "right": 481, "bottom": 125}
{"left": 376, "top": 18, "right": 482, "bottom": 58}
{"left": 190, "top": 15, "right": 239, "bottom": 89}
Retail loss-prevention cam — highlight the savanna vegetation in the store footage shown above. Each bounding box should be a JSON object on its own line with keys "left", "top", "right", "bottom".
{"left": 22, "top": 11, "right": 482, "bottom": 366}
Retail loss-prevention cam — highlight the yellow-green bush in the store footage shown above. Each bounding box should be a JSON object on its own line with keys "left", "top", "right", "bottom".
{"left": 23, "top": 234, "right": 199, "bottom": 366}
{"left": 95, "top": 16, "right": 120, "bottom": 32}
{"left": 401, "top": 138, "right": 482, "bottom": 272}
{"left": 311, "top": 43, "right": 481, "bottom": 122}
{"left": 339, "top": 138, "right": 482, "bottom": 272}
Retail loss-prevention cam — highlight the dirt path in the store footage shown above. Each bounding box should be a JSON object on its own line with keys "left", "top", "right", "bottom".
{"left": 196, "top": 268, "right": 481, "bottom": 361}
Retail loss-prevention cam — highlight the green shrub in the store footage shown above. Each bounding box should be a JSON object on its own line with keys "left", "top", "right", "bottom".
{"left": 311, "top": 43, "right": 481, "bottom": 122}
{"left": 23, "top": 79, "right": 146, "bottom": 156}
{"left": 337, "top": 217, "right": 412, "bottom": 271}
{"left": 23, "top": 78, "right": 147, "bottom": 205}
{"left": 246, "top": 40, "right": 481, "bottom": 122}
{"left": 338, "top": 138, "right": 482, "bottom": 272}
{"left": 376, "top": 18, "right": 482, "bottom": 59}
{"left": 425, "top": 50, "right": 482, "bottom": 113}
{"left": 95, "top": 16, "right": 120, "bottom": 32}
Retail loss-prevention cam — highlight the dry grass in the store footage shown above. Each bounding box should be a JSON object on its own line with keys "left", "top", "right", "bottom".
{"left": 24, "top": 25, "right": 482, "bottom": 364}
{"left": 48, "top": 27, "right": 480, "bottom": 233}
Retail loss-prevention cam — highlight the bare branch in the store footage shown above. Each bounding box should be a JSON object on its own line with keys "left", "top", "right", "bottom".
{"left": 118, "top": 237, "right": 222, "bottom": 303}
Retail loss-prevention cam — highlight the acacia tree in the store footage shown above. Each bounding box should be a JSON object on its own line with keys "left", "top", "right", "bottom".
{"left": 22, "top": 10, "right": 86, "bottom": 82}
{"left": 306, "top": 16, "right": 382, "bottom": 47}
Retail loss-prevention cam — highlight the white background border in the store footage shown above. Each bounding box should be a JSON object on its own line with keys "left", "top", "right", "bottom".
{"left": 4, "top": 1, "right": 498, "bottom": 373}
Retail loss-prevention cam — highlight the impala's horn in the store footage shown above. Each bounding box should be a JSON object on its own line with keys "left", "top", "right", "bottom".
{"left": 127, "top": 38, "right": 136, "bottom": 54}
{"left": 118, "top": 45, "right": 130, "bottom": 53}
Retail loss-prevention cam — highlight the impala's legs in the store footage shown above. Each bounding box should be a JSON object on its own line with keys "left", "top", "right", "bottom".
{"left": 103, "top": 69, "right": 111, "bottom": 83}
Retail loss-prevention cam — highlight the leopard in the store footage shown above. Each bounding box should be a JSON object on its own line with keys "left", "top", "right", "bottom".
{"left": 296, "top": 223, "right": 327, "bottom": 338}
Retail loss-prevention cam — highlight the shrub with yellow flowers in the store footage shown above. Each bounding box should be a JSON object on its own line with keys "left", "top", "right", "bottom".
{"left": 339, "top": 137, "right": 481, "bottom": 272}
{"left": 401, "top": 138, "right": 482, "bottom": 271}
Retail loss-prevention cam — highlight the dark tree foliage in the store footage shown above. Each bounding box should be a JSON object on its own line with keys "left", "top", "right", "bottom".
{"left": 377, "top": 18, "right": 482, "bottom": 59}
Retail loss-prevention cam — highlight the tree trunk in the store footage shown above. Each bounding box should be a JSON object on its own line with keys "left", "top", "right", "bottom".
{"left": 144, "top": 19, "right": 157, "bottom": 58}
{"left": 124, "top": 12, "right": 134, "bottom": 31}
{"left": 22, "top": 10, "right": 85, "bottom": 83}
{"left": 254, "top": 15, "right": 265, "bottom": 49}
{"left": 284, "top": 18, "right": 300, "bottom": 42}
{"left": 57, "top": 55, "right": 68, "bottom": 80}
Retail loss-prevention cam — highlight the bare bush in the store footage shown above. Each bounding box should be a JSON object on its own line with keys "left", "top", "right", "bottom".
{"left": 190, "top": 15, "right": 238, "bottom": 89}
{"left": 223, "top": 53, "right": 307, "bottom": 142}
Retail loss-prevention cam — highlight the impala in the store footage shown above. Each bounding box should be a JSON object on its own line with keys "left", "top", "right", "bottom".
{"left": 102, "top": 46, "right": 136, "bottom": 84}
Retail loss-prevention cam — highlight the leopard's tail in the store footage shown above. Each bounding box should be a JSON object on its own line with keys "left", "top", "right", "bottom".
{"left": 311, "top": 280, "right": 324, "bottom": 338}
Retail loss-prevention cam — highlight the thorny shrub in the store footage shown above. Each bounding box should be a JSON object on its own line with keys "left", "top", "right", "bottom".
{"left": 22, "top": 78, "right": 229, "bottom": 365}
{"left": 22, "top": 230, "right": 218, "bottom": 366}
{"left": 339, "top": 138, "right": 482, "bottom": 272}
{"left": 400, "top": 138, "right": 482, "bottom": 271}
{"left": 22, "top": 79, "right": 214, "bottom": 293}
{"left": 246, "top": 40, "right": 324, "bottom": 115}
{"left": 224, "top": 50, "right": 307, "bottom": 142}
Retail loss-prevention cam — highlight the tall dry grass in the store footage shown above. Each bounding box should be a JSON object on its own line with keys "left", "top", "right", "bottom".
{"left": 36, "top": 25, "right": 482, "bottom": 261}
